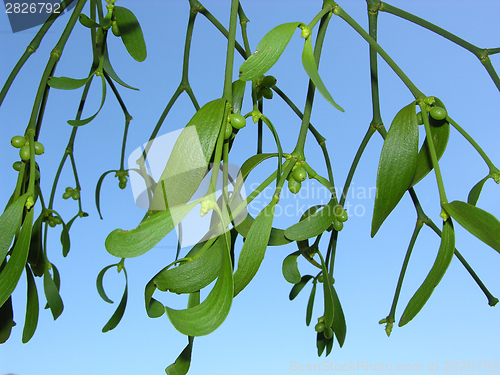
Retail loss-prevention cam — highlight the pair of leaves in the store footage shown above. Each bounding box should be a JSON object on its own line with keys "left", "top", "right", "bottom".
{"left": 165, "top": 231, "right": 233, "bottom": 337}
{"left": 374, "top": 99, "right": 452, "bottom": 236}
{"left": 48, "top": 72, "right": 107, "bottom": 127}
{"left": 78, "top": 6, "right": 147, "bottom": 62}
{"left": 238, "top": 21, "right": 343, "bottom": 112}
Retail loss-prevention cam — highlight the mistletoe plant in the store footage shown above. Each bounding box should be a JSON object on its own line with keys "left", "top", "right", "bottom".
{"left": 1, "top": 0, "right": 499, "bottom": 373}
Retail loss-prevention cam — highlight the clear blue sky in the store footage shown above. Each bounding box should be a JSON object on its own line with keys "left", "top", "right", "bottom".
{"left": 1, "top": 1, "right": 499, "bottom": 374}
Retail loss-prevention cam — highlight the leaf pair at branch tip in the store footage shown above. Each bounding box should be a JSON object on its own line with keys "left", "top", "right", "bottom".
{"left": 238, "top": 21, "right": 344, "bottom": 112}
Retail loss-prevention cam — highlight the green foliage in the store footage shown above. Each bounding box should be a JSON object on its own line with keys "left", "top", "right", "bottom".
{"left": 0, "top": 1, "right": 499, "bottom": 373}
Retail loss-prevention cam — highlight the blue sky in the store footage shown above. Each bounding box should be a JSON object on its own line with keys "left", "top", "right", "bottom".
{"left": 1, "top": 1, "right": 499, "bottom": 374}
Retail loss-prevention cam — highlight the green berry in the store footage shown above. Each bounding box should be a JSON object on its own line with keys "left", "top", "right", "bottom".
{"left": 19, "top": 145, "right": 31, "bottom": 161}
{"left": 12, "top": 161, "right": 23, "bottom": 171}
{"left": 336, "top": 208, "right": 348, "bottom": 222}
{"left": 333, "top": 219, "right": 343, "bottom": 232}
{"left": 317, "top": 274, "right": 324, "bottom": 283}
{"left": 62, "top": 191, "right": 72, "bottom": 200}
{"left": 315, "top": 322, "right": 325, "bottom": 333}
{"left": 53, "top": 216, "right": 62, "bottom": 225}
{"left": 48, "top": 218, "right": 56, "bottom": 228}
{"left": 323, "top": 327, "right": 334, "bottom": 339}
{"left": 111, "top": 20, "right": 120, "bottom": 37}
{"left": 224, "top": 122, "right": 233, "bottom": 140}
{"left": 71, "top": 191, "right": 80, "bottom": 200}
{"left": 292, "top": 167, "right": 307, "bottom": 182}
{"left": 416, "top": 112, "right": 424, "bottom": 125}
{"left": 430, "top": 106, "right": 447, "bottom": 121}
{"left": 11, "top": 135, "right": 26, "bottom": 148}
{"left": 229, "top": 113, "right": 246, "bottom": 129}
{"left": 261, "top": 75, "right": 277, "bottom": 88}
{"left": 119, "top": 181, "right": 127, "bottom": 189}
{"left": 288, "top": 178, "right": 301, "bottom": 194}
{"left": 119, "top": 175, "right": 128, "bottom": 183}
{"left": 65, "top": 187, "right": 73, "bottom": 193}
{"left": 261, "top": 87, "right": 273, "bottom": 100}
{"left": 34, "top": 141, "right": 44, "bottom": 155}
{"left": 34, "top": 169, "right": 40, "bottom": 180}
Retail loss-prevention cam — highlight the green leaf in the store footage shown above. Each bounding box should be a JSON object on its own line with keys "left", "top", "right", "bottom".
{"left": 0, "top": 296, "right": 15, "bottom": 343}
{"left": 239, "top": 153, "right": 279, "bottom": 180}
{"left": 60, "top": 218, "right": 71, "bottom": 257}
{"left": 144, "top": 279, "right": 164, "bottom": 319}
{"left": 282, "top": 250, "right": 302, "bottom": 284}
{"left": 67, "top": 74, "right": 106, "bottom": 126}
{"left": 239, "top": 22, "right": 301, "bottom": 81}
{"left": 28, "top": 212, "right": 44, "bottom": 275}
{"left": 113, "top": 6, "right": 147, "bottom": 62}
{"left": 289, "top": 275, "right": 313, "bottom": 300}
{"left": 151, "top": 99, "right": 227, "bottom": 210}
{"left": 444, "top": 201, "right": 500, "bottom": 253}
{"left": 467, "top": 176, "right": 489, "bottom": 206}
{"left": 0, "top": 193, "right": 28, "bottom": 265}
{"left": 330, "top": 285, "right": 346, "bottom": 347}
{"left": 316, "top": 331, "right": 326, "bottom": 356}
{"left": 166, "top": 336, "right": 194, "bottom": 375}
{"left": 101, "top": 267, "right": 128, "bottom": 333}
{"left": 47, "top": 75, "right": 92, "bottom": 90}
{"left": 96, "top": 264, "right": 117, "bottom": 303}
{"left": 78, "top": 13, "right": 100, "bottom": 28}
{"left": 233, "top": 199, "right": 277, "bottom": 296}
{"left": 95, "top": 169, "right": 118, "bottom": 220}
{"left": 103, "top": 48, "right": 139, "bottom": 90}
{"left": 235, "top": 213, "right": 290, "bottom": 246}
{"left": 231, "top": 80, "right": 246, "bottom": 115}
{"left": 165, "top": 232, "right": 233, "bottom": 337}
{"left": 372, "top": 102, "right": 419, "bottom": 237}
{"left": 399, "top": 219, "right": 455, "bottom": 326}
{"left": 0, "top": 207, "right": 34, "bottom": 309}
{"left": 22, "top": 265, "right": 39, "bottom": 343}
{"left": 43, "top": 265, "right": 64, "bottom": 320}
{"left": 302, "top": 37, "right": 344, "bottom": 112}
{"left": 154, "top": 237, "right": 223, "bottom": 294}
{"left": 410, "top": 98, "right": 450, "bottom": 187}
{"left": 306, "top": 282, "right": 316, "bottom": 326}
{"left": 284, "top": 200, "right": 336, "bottom": 241}
{"left": 318, "top": 253, "right": 334, "bottom": 329}
{"left": 105, "top": 201, "right": 198, "bottom": 258}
